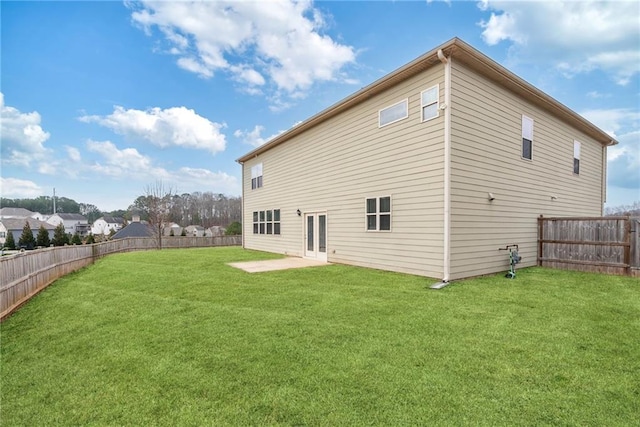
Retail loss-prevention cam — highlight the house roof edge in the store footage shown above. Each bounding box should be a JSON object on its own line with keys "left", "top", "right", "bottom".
{"left": 236, "top": 37, "right": 616, "bottom": 163}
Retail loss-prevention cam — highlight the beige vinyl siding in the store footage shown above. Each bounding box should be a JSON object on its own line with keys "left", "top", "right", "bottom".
{"left": 243, "top": 65, "right": 445, "bottom": 278}
{"left": 449, "top": 61, "right": 605, "bottom": 279}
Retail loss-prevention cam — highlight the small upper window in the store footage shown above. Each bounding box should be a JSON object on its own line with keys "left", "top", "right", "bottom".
{"left": 421, "top": 85, "right": 439, "bottom": 122}
{"left": 573, "top": 140, "right": 581, "bottom": 175}
{"left": 251, "top": 163, "right": 263, "bottom": 189}
{"left": 522, "top": 115, "right": 533, "bottom": 160}
{"left": 379, "top": 99, "right": 408, "bottom": 127}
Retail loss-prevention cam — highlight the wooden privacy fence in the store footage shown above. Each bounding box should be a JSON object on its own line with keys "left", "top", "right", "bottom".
{"left": 538, "top": 216, "right": 639, "bottom": 277}
{"left": 0, "top": 236, "right": 241, "bottom": 321}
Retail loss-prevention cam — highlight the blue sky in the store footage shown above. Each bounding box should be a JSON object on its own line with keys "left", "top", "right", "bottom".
{"left": 2, "top": 0, "right": 638, "bottom": 212}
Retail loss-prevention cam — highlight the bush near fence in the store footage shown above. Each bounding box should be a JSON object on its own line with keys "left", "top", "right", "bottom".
{"left": 0, "top": 236, "right": 241, "bottom": 321}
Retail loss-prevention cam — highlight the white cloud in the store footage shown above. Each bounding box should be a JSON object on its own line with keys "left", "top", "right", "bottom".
{"left": 478, "top": 1, "right": 640, "bottom": 85}
{"left": 177, "top": 167, "right": 239, "bottom": 193}
{"left": 37, "top": 163, "right": 57, "bottom": 175}
{"left": 0, "top": 177, "right": 43, "bottom": 198}
{"left": 0, "top": 92, "right": 51, "bottom": 167}
{"left": 84, "top": 139, "right": 239, "bottom": 194}
{"left": 580, "top": 108, "right": 640, "bottom": 138}
{"left": 79, "top": 105, "right": 226, "bottom": 154}
{"left": 607, "top": 130, "right": 640, "bottom": 192}
{"left": 128, "top": 0, "right": 355, "bottom": 99}
{"left": 177, "top": 57, "right": 214, "bottom": 78}
{"left": 65, "top": 146, "right": 82, "bottom": 162}
{"left": 85, "top": 139, "right": 169, "bottom": 179}
{"left": 234, "top": 125, "right": 282, "bottom": 147}
{"left": 586, "top": 91, "right": 610, "bottom": 100}
{"left": 580, "top": 108, "right": 640, "bottom": 195}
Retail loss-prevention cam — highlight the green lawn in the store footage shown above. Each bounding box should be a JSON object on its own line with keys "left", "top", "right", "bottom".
{"left": 1, "top": 247, "right": 638, "bottom": 426}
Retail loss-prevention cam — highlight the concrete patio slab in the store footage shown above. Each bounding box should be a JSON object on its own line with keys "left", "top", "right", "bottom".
{"left": 228, "top": 257, "right": 329, "bottom": 273}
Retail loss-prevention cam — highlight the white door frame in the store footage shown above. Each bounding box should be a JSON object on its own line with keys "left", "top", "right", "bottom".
{"left": 303, "top": 211, "right": 327, "bottom": 262}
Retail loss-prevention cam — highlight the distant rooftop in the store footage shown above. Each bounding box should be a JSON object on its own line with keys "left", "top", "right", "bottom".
{"left": 0, "top": 207, "right": 35, "bottom": 218}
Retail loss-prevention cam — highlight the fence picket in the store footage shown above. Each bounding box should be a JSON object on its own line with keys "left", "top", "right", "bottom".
{"left": 537, "top": 216, "right": 639, "bottom": 277}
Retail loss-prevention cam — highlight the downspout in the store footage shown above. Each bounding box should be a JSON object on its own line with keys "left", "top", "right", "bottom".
{"left": 239, "top": 161, "right": 246, "bottom": 249}
{"left": 438, "top": 48, "right": 452, "bottom": 283}
{"left": 601, "top": 145, "right": 607, "bottom": 215}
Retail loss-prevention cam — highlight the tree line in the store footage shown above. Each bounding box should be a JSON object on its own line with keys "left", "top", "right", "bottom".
{"left": 2, "top": 191, "right": 242, "bottom": 228}
{"left": 129, "top": 191, "right": 241, "bottom": 228}
{"left": 1, "top": 196, "right": 103, "bottom": 223}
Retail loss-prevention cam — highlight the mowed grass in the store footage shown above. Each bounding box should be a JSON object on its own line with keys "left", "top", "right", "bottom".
{"left": 1, "top": 247, "right": 638, "bottom": 426}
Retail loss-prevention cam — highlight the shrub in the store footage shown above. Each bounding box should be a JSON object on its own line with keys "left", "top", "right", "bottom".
{"left": 18, "top": 221, "right": 36, "bottom": 250}
{"left": 225, "top": 221, "right": 242, "bottom": 236}
{"left": 52, "top": 223, "right": 69, "bottom": 246}
{"left": 36, "top": 225, "right": 51, "bottom": 247}
{"left": 4, "top": 230, "right": 16, "bottom": 250}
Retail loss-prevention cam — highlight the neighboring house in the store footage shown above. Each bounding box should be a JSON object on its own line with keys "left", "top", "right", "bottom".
{"left": 0, "top": 218, "right": 55, "bottom": 246}
{"left": 47, "top": 213, "right": 91, "bottom": 237}
{"left": 184, "top": 225, "right": 205, "bottom": 237}
{"left": 163, "top": 223, "right": 183, "bottom": 236}
{"left": 112, "top": 222, "right": 153, "bottom": 239}
{"left": 31, "top": 212, "right": 49, "bottom": 222}
{"left": 207, "top": 226, "right": 226, "bottom": 237}
{"left": 236, "top": 38, "right": 616, "bottom": 282}
{"left": 0, "top": 207, "right": 35, "bottom": 219}
{"left": 91, "top": 216, "right": 125, "bottom": 236}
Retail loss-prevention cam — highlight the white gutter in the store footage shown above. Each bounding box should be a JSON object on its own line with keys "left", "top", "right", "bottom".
{"left": 438, "top": 49, "right": 451, "bottom": 283}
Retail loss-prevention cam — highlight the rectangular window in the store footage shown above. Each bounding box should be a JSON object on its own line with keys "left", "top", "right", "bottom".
{"left": 253, "top": 209, "right": 280, "bottom": 235}
{"left": 574, "top": 140, "right": 581, "bottom": 174}
{"left": 252, "top": 211, "right": 259, "bottom": 234}
{"left": 259, "top": 210, "right": 265, "bottom": 234}
{"left": 366, "top": 196, "right": 392, "bottom": 231}
{"left": 251, "top": 163, "right": 263, "bottom": 189}
{"left": 379, "top": 99, "right": 408, "bottom": 127}
{"left": 522, "top": 115, "right": 533, "bottom": 160}
{"left": 421, "top": 85, "right": 439, "bottom": 122}
{"left": 266, "top": 210, "right": 273, "bottom": 234}
{"left": 274, "top": 209, "right": 281, "bottom": 235}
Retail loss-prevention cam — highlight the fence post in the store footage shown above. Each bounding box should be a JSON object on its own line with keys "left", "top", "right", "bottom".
{"left": 537, "top": 215, "right": 544, "bottom": 266}
{"left": 624, "top": 217, "right": 631, "bottom": 273}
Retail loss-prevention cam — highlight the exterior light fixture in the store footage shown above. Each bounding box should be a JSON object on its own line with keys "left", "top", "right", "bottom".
{"left": 296, "top": 209, "right": 301, "bottom": 216}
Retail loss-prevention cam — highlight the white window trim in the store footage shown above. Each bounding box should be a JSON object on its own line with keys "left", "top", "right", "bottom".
{"left": 421, "top": 85, "right": 439, "bottom": 122}
{"left": 251, "top": 163, "right": 263, "bottom": 189}
{"left": 378, "top": 99, "right": 409, "bottom": 128}
{"left": 365, "top": 196, "right": 392, "bottom": 232}
{"left": 521, "top": 115, "right": 534, "bottom": 161}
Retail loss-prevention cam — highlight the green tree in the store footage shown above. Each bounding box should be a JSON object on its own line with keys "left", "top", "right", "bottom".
{"left": 52, "top": 223, "right": 69, "bottom": 246}
{"left": 180, "top": 227, "right": 187, "bottom": 236}
{"left": 85, "top": 233, "right": 95, "bottom": 244}
{"left": 108, "top": 228, "right": 116, "bottom": 239}
{"left": 71, "top": 232, "right": 82, "bottom": 245}
{"left": 4, "top": 231, "right": 16, "bottom": 250}
{"left": 225, "top": 221, "right": 242, "bottom": 235}
{"left": 79, "top": 203, "right": 102, "bottom": 223}
{"left": 36, "top": 225, "right": 51, "bottom": 247}
{"left": 18, "top": 221, "right": 36, "bottom": 249}
{"left": 169, "top": 229, "right": 175, "bottom": 237}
